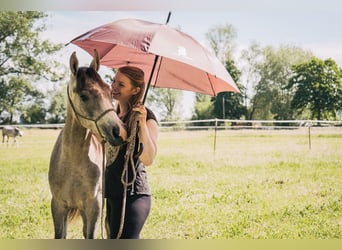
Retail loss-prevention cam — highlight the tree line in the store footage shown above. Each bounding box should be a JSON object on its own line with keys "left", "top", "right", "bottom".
{"left": 191, "top": 24, "right": 342, "bottom": 122}
{"left": 1, "top": 12, "right": 342, "bottom": 124}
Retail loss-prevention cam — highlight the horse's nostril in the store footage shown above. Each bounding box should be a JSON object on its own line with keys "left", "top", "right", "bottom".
{"left": 112, "top": 126, "right": 119, "bottom": 138}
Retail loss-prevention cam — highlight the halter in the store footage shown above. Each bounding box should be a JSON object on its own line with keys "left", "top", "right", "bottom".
{"left": 67, "top": 85, "right": 115, "bottom": 141}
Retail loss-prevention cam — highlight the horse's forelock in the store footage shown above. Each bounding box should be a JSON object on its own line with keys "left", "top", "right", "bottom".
{"left": 75, "top": 67, "right": 107, "bottom": 92}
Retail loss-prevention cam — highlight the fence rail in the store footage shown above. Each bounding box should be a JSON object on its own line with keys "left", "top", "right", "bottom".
{"left": 1, "top": 119, "right": 341, "bottom": 151}
{"left": 0, "top": 119, "right": 341, "bottom": 130}
{"left": 158, "top": 118, "right": 342, "bottom": 131}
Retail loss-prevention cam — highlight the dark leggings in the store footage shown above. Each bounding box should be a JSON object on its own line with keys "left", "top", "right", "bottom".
{"left": 106, "top": 195, "right": 151, "bottom": 239}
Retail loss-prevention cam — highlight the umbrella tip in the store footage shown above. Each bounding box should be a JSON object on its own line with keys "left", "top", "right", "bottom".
{"left": 166, "top": 11, "right": 172, "bottom": 24}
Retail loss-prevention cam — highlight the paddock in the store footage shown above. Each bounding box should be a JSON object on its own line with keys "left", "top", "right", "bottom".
{"left": 0, "top": 127, "right": 341, "bottom": 239}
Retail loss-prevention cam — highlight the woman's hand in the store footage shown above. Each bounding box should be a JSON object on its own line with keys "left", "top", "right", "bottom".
{"left": 132, "top": 102, "right": 158, "bottom": 166}
{"left": 132, "top": 102, "right": 147, "bottom": 125}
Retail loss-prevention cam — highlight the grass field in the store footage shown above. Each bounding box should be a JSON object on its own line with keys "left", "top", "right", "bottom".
{"left": 0, "top": 127, "right": 341, "bottom": 239}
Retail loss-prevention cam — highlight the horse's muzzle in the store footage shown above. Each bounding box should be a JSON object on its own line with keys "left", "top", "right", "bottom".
{"left": 107, "top": 136, "right": 125, "bottom": 146}
{"left": 104, "top": 126, "right": 126, "bottom": 146}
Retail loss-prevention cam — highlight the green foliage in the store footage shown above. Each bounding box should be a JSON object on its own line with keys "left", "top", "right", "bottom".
{"left": 147, "top": 88, "right": 182, "bottom": 121}
{"left": 199, "top": 22, "right": 247, "bottom": 121}
{"left": 0, "top": 77, "right": 44, "bottom": 124}
{"left": 20, "top": 103, "right": 47, "bottom": 124}
{"left": 205, "top": 23, "right": 237, "bottom": 63}
{"left": 0, "top": 12, "right": 63, "bottom": 80}
{"left": 0, "top": 11, "right": 64, "bottom": 124}
{"left": 213, "top": 58, "right": 247, "bottom": 119}
{"left": 249, "top": 45, "right": 313, "bottom": 120}
{"left": 193, "top": 53, "right": 246, "bottom": 121}
{"left": 192, "top": 94, "right": 214, "bottom": 121}
{"left": 288, "top": 58, "right": 342, "bottom": 120}
{"left": 47, "top": 85, "right": 67, "bottom": 123}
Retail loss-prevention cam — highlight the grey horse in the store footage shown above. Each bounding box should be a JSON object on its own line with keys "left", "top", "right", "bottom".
{"left": 49, "top": 50, "right": 127, "bottom": 239}
{"left": 2, "top": 126, "right": 24, "bottom": 145}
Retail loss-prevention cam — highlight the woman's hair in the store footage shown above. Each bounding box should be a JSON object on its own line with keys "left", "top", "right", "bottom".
{"left": 116, "top": 66, "right": 146, "bottom": 120}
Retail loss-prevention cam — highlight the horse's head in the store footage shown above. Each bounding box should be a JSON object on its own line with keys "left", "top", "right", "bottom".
{"left": 15, "top": 128, "right": 24, "bottom": 137}
{"left": 68, "top": 50, "right": 127, "bottom": 146}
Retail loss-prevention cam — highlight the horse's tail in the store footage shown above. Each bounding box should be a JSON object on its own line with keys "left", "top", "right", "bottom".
{"left": 68, "top": 208, "right": 80, "bottom": 222}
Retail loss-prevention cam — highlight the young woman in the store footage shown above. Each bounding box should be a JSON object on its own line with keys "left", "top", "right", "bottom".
{"left": 105, "top": 66, "right": 158, "bottom": 239}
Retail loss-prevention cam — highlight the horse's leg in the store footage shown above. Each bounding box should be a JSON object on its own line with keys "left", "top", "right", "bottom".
{"left": 79, "top": 210, "right": 88, "bottom": 239}
{"left": 51, "top": 198, "right": 68, "bottom": 239}
{"left": 83, "top": 198, "right": 101, "bottom": 239}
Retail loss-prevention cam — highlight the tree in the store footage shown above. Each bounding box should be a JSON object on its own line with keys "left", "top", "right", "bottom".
{"left": 213, "top": 58, "right": 246, "bottom": 119}
{"left": 194, "top": 22, "right": 244, "bottom": 122}
{"left": 192, "top": 94, "right": 215, "bottom": 123}
{"left": 205, "top": 23, "right": 237, "bottom": 63}
{"left": 0, "top": 11, "right": 63, "bottom": 123}
{"left": 146, "top": 88, "right": 182, "bottom": 121}
{"left": 47, "top": 85, "right": 67, "bottom": 123}
{"left": 20, "top": 103, "right": 47, "bottom": 124}
{"left": 0, "top": 77, "right": 43, "bottom": 123}
{"left": 248, "top": 45, "right": 313, "bottom": 120}
{"left": 240, "top": 42, "right": 263, "bottom": 118}
{"left": 288, "top": 58, "right": 342, "bottom": 120}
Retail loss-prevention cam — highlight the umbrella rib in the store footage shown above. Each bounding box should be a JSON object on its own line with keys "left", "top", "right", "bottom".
{"left": 206, "top": 72, "right": 216, "bottom": 96}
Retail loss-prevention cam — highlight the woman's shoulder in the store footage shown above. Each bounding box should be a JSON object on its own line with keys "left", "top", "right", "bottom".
{"left": 146, "top": 107, "right": 158, "bottom": 123}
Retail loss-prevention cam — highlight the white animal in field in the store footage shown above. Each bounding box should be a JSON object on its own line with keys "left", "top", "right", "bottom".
{"left": 2, "top": 126, "right": 24, "bottom": 144}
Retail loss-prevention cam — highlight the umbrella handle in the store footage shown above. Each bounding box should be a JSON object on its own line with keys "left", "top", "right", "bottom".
{"left": 142, "top": 55, "right": 160, "bottom": 104}
{"left": 142, "top": 11, "right": 171, "bottom": 104}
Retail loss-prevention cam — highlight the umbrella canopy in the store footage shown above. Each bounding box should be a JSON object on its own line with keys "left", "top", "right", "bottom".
{"left": 70, "top": 18, "right": 240, "bottom": 97}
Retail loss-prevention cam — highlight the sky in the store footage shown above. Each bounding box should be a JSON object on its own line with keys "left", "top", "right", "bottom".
{"left": 44, "top": 9, "right": 342, "bottom": 67}
{"left": 4, "top": 0, "right": 342, "bottom": 67}
{"left": 6, "top": 0, "right": 342, "bottom": 119}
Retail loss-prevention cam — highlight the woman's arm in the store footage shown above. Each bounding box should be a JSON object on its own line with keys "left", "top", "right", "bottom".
{"left": 133, "top": 104, "right": 158, "bottom": 166}
{"left": 137, "top": 119, "right": 158, "bottom": 166}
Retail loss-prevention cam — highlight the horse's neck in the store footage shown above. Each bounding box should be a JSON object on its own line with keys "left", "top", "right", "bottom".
{"left": 62, "top": 108, "right": 99, "bottom": 151}
{"left": 56, "top": 107, "right": 103, "bottom": 170}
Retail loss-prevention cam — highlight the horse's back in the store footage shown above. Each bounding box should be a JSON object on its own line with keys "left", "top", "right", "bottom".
{"left": 2, "top": 126, "right": 15, "bottom": 137}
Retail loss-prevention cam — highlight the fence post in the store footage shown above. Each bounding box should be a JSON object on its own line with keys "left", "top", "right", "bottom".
{"left": 308, "top": 121, "right": 312, "bottom": 150}
{"left": 213, "top": 118, "right": 218, "bottom": 153}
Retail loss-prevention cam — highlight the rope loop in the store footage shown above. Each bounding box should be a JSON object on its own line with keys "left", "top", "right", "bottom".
{"left": 116, "top": 111, "right": 140, "bottom": 239}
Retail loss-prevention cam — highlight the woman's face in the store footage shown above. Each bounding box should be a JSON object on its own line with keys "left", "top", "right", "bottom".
{"left": 111, "top": 71, "right": 140, "bottom": 103}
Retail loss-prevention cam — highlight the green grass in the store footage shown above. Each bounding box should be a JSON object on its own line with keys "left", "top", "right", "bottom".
{"left": 0, "top": 127, "right": 341, "bottom": 239}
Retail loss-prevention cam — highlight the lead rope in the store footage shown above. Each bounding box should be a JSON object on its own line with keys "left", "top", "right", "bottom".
{"left": 101, "top": 139, "right": 107, "bottom": 239}
{"left": 99, "top": 113, "right": 139, "bottom": 239}
{"left": 116, "top": 113, "right": 139, "bottom": 239}
{"left": 99, "top": 122, "right": 137, "bottom": 239}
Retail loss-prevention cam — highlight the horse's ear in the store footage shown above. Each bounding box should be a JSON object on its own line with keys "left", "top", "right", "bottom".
{"left": 90, "top": 49, "right": 100, "bottom": 72}
{"left": 70, "top": 51, "right": 78, "bottom": 76}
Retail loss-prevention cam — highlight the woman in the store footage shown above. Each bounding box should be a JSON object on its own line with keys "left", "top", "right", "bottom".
{"left": 105, "top": 66, "right": 158, "bottom": 239}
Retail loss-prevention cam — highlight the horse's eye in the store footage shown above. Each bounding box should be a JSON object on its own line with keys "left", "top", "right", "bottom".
{"left": 79, "top": 93, "right": 89, "bottom": 102}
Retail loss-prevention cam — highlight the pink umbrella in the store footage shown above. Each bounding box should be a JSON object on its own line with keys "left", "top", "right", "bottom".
{"left": 70, "top": 17, "right": 239, "bottom": 101}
